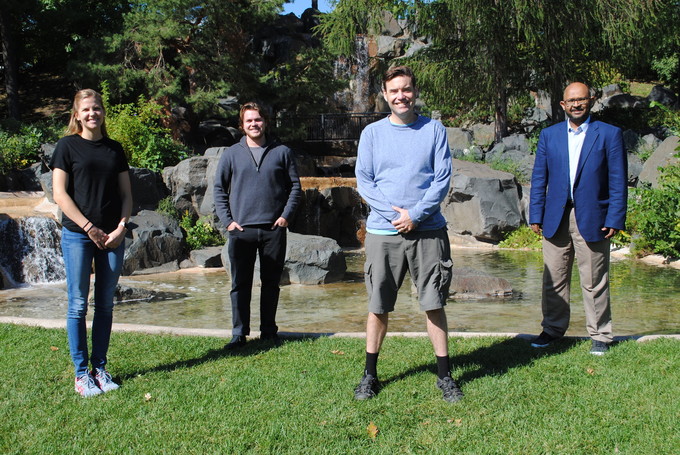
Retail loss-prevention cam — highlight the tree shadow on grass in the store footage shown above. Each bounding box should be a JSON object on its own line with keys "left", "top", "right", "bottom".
{"left": 380, "top": 336, "right": 584, "bottom": 389}
{"left": 117, "top": 335, "right": 312, "bottom": 383}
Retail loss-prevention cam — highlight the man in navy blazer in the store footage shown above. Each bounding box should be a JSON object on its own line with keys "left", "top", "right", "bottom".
{"left": 529, "top": 82, "right": 627, "bottom": 355}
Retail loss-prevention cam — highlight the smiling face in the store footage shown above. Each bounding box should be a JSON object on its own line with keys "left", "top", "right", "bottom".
{"left": 560, "top": 82, "right": 593, "bottom": 127}
{"left": 241, "top": 108, "right": 266, "bottom": 145}
{"left": 75, "top": 96, "right": 105, "bottom": 135}
{"left": 382, "top": 74, "right": 418, "bottom": 124}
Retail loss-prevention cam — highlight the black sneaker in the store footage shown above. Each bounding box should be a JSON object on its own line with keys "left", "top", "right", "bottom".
{"left": 437, "top": 376, "right": 464, "bottom": 403}
{"left": 225, "top": 335, "right": 247, "bottom": 349}
{"left": 531, "top": 331, "right": 558, "bottom": 348}
{"left": 590, "top": 340, "right": 610, "bottom": 356}
{"left": 354, "top": 374, "right": 380, "bottom": 400}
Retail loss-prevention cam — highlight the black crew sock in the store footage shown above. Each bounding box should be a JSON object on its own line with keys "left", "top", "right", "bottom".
{"left": 365, "top": 352, "right": 379, "bottom": 378}
{"left": 436, "top": 355, "right": 451, "bottom": 380}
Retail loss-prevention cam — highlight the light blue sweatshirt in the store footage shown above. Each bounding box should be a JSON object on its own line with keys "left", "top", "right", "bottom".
{"left": 355, "top": 115, "right": 452, "bottom": 232}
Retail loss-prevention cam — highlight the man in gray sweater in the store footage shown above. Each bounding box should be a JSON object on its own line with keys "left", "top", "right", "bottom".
{"left": 214, "top": 102, "right": 301, "bottom": 348}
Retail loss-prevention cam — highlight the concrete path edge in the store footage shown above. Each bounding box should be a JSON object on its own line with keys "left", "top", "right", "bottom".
{"left": 1, "top": 316, "right": 678, "bottom": 343}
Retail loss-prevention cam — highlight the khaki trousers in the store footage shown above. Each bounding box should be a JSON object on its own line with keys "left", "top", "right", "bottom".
{"left": 541, "top": 207, "right": 613, "bottom": 342}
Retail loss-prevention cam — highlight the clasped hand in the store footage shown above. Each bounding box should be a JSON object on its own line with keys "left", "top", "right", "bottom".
{"left": 88, "top": 225, "right": 125, "bottom": 250}
{"left": 391, "top": 206, "right": 416, "bottom": 234}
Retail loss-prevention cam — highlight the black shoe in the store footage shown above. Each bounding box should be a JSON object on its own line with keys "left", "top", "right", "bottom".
{"left": 354, "top": 374, "right": 380, "bottom": 400}
{"left": 590, "top": 340, "right": 610, "bottom": 356}
{"left": 531, "top": 331, "right": 558, "bottom": 348}
{"left": 225, "top": 335, "right": 247, "bottom": 349}
{"left": 437, "top": 376, "right": 464, "bottom": 403}
{"left": 261, "top": 333, "right": 282, "bottom": 347}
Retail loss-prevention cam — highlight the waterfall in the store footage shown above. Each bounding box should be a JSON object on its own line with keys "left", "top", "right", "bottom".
{"left": 351, "top": 35, "right": 370, "bottom": 112}
{"left": 332, "top": 34, "right": 371, "bottom": 112}
{"left": 0, "top": 217, "right": 65, "bottom": 287}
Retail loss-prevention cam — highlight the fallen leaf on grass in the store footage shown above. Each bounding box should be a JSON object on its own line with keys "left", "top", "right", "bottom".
{"left": 367, "top": 422, "right": 379, "bottom": 439}
{"left": 331, "top": 350, "right": 345, "bottom": 355}
{"left": 447, "top": 418, "right": 463, "bottom": 426}
{"left": 421, "top": 420, "right": 431, "bottom": 426}
{"left": 50, "top": 346, "right": 59, "bottom": 351}
{"left": 144, "top": 393, "right": 153, "bottom": 401}
{"left": 586, "top": 368, "right": 595, "bottom": 375}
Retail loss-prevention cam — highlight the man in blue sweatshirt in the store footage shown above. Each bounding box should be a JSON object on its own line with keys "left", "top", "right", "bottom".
{"left": 353, "top": 66, "right": 462, "bottom": 402}
{"left": 214, "top": 102, "right": 301, "bottom": 349}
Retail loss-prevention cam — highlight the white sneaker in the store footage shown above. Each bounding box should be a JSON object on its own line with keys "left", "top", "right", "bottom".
{"left": 75, "top": 373, "right": 103, "bottom": 397}
{"left": 93, "top": 368, "right": 120, "bottom": 392}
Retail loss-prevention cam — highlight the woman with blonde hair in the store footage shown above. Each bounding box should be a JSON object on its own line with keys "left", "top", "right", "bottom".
{"left": 50, "top": 89, "right": 132, "bottom": 397}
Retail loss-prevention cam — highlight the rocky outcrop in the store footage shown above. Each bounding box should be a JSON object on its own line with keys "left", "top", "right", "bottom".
{"left": 123, "top": 210, "right": 186, "bottom": 275}
{"left": 129, "top": 168, "right": 168, "bottom": 215}
{"left": 450, "top": 268, "right": 513, "bottom": 299}
{"left": 162, "top": 156, "right": 216, "bottom": 219}
{"left": 283, "top": 232, "right": 346, "bottom": 284}
{"left": 639, "top": 136, "right": 680, "bottom": 188}
{"left": 442, "top": 159, "right": 524, "bottom": 242}
{"left": 220, "top": 231, "right": 346, "bottom": 285}
{"left": 189, "top": 246, "right": 223, "bottom": 268}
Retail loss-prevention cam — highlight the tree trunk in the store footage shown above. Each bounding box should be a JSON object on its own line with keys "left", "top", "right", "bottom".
{"left": 550, "top": 78, "right": 564, "bottom": 123}
{"left": 0, "top": 6, "right": 20, "bottom": 120}
{"left": 494, "top": 83, "right": 507, "bottom": 143}
{"left": 312, "top": 1, "right": 319, "bottom": 10}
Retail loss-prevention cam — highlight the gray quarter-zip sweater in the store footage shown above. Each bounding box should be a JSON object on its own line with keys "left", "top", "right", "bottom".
{"left": 213, "top": 136, "right": 301, "bottom": 228}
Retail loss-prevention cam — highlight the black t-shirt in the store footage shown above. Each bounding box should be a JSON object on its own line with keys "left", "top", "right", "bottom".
{"left": 50, "top": 134, "right": 130, "bottom": 233}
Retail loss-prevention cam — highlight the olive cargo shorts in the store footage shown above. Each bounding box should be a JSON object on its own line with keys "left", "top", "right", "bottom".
{"left": 364, "top": 229, "right": 453, "bottom": 313}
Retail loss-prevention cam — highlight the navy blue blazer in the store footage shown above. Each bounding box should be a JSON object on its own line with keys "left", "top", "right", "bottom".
{"left": 529, "top": 119, "right": 627, "bottom": 242}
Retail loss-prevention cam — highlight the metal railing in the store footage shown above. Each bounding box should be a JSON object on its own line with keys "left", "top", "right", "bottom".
{"left": 281, "top": 112, "right": 389, "bottom": 142}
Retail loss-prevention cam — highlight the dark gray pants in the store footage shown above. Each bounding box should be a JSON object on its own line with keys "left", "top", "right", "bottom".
{"left": 228, "top": 225, "right": 286, "bottom": 336}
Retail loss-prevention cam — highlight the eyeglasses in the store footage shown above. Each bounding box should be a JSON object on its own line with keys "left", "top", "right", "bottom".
{"left": 563, "top": 97, "right": 592, "bottom": 106}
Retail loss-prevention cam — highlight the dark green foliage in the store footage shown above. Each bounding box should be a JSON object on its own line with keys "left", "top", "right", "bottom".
{"left": 156, "top": 196, "right": 181, "bottom": 221}
{"left": 179, "top": 211, "right": 224, "bottom": 250}
{"left": 0, "top": 118, "right": 61, "bottom": 173}
{"left": 627, "top": 163, "right": 680, "bottom": 258}
{"left": 102, "top": 84, "right": 188, "bottom": 172}
{"left": 498, "top": 225, "right": 542, "bottom": 250}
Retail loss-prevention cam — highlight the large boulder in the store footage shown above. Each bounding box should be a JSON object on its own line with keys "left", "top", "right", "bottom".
{"left": 123, "top": 210, "right": 186, "bottom": 275}
{"left": 220, "top": 231, "right": 346, "bottom": 284}
{"left": 627, "top": 152, "right": 644, "bottom": 186}
{"left": 442, "top": 159, "right": 524, "bottom": 241}
{"left": 163, "top": 156, "right": 217, "bottom": 219}
{"left": 647, "top": 85, "right": 678, "bottom": 107}
{"left": 198, "top": 154, "right": 223, "bottom": 218}
{"left": 450, "top": 267, "right": 513, "bottom": 299}
{"left": 470, "top": 123, "right": 495, "bottom": 149}
{"left": 604, "top": 93, "right": 648, "bottom": 109}
{"left": 129, "top": 167, "right": 168, "bottom": 215}
{"left": 639, "top": 136, "right": 680, "bottom": 188}
{"left": 189, "top": 246, "right": 223, "bottom": 268}
{"left": 283, "top": 232, "right": 346, "bottom": 284}
{"left": 446, "top": 127, "right": 474, "bottom": 158}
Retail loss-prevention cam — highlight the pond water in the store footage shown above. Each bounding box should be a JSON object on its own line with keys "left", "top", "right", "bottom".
{"left": 1, "top": 249, "right": 678, "bottom": 336}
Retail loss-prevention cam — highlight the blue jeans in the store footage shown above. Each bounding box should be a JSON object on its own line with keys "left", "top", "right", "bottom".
{"left": 61, "top": 228, "right": 124, "bottom": 376}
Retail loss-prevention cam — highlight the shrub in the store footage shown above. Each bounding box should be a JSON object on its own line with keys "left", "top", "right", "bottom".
{"left": 627, "top": 162, "right": 680, "bottom": 258}
{"left": 179, "top": 211, "right": 225, "bottom": 250}
{"left": 102, "top": 83, "right": 188, "bottom": 172}
{"left": 0, "top": 119, "right": 61, "bottom": 173}
{"left": 487, "top": 157, "right": 530, "bottom": 184}
{"left": 156, "top": 196, "right": 181, "bottom": 221}
{"left": 498, "top": 225, "right": 542, "bottom": 250}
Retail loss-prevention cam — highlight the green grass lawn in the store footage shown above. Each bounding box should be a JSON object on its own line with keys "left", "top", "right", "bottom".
{"left": 1, "top": 323, "right": 678, "bottom": 454}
